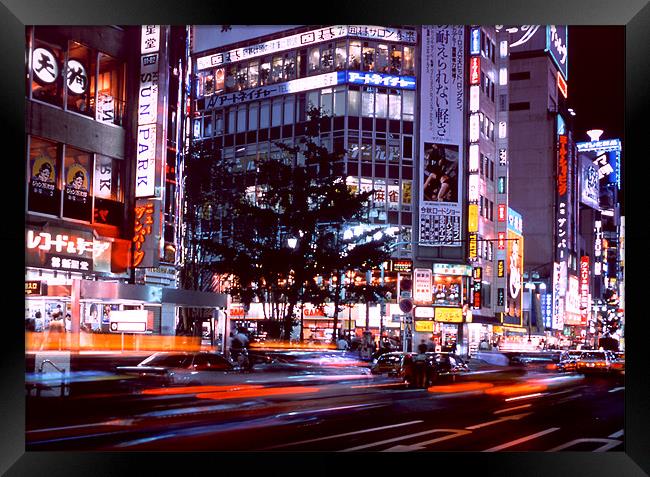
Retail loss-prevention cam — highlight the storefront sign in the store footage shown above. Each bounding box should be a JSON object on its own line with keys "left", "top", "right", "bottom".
{"left": 469, "top": 85, "right": 480, "bottom": 112}
{"left": 132, "top": 199, "right": 162, "bottom": 268}
{"left": 96, "top": 92, "right": 115, "bottom": 123}
{"left": 468, "top": 233, "right": 478, "bottom": 260}
{"left": 413, "top": 268, "right": 433, "bottom": 305}
{"left": 32, "top": 47, "right": 59, "bottom": 85}
{"left": 435, "top": 307, "right": 463, "bottom": 323}
{"left": 564, "top": 275, "right": 581, "bottom": 325}
{"left": 196, "top": 25, "right": 417, "bottom": 70}
{"left": 498, "top": 232, "right": 506, "bottom": 250}
{"left": 557, "top": 71, "right": 567, "bottom": 98}
{"left": 433, "top": 263, "right": 472, "bottom": 277}
{"left": 391, "top": 259, "right": 413, "bottom": 273}
{"left": 25, "top": 280, "right": 44, "bottom": 296}
{"left": 415, "top": 320, "right": 435, "bottom": 332}
{"left": 66, "top": 59, "right": 88, "bottom": 95}
{"left": 414, "top": 307, "right": 434, "bottom": 319}
{"left": 470, "top": 28, "right": 481, "bottom": 55}
{"left": 497, "top": 287, "right": 505, "bottom": 307}
{"left": 552, "top": 262, "right": 564, "bottom": 330}
{"left": 580, "top": 256, "right": 590, "bottom": 322}
{"left": 468, "top": 174, "right": 479, "bottom": 203}
{"left": 498, "top": 204, "right": 507, "bottom": 222}
{"left": 541, "top": 293, "right": 552, "bottom": 329}
{"left": 548, "top": 25, "right": 568, "bottom": 80}
{"left": 497, "top": 259, "right": 505, "bottom": 278}
{"left": 202, "top": 71, "right": 343, "bottom": 110}
{"left": 472, "top": 269, "right": 482, "bottom": 310}
{"left": 579, "top": 156, "right": 600, "bottom": 209}
{"left": 470, "top": 57, "right": 480, "bottom": 85}
{"left": 418, "top": 25, "right": 464, "bottom": 247}
{"left": 468, "top": 203, "right": 479, "bottom": 232}
{"left": 347, "top": 71, "right": 416, "bottom": 90}
{"left": 141, "top": 25, "right": 161, "bottom": 54}
{"left": 557, "top": 135, "right": 568, "bottom": 195}
{"left": 498, "top": 176, "right": 506, "bottom": 194}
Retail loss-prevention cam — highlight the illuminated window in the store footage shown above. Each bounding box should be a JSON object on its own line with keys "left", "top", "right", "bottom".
{"left": 308, "top": 47, "right": 320, "bottom": 74}
{"left": 403, "top": 46, "right": 415, "bottom": 75}
{"left": 271, "top": 55, "right": 283, "bottom": 83}
{"left": 362, "top": 43, "right": 375, "bottom": 71}
{"left": 66, "top": 41, "right": 94, "bottom": 117}
{"left": 321, "top": 43, "right": 333, "bottom": 72}
{"left": 389, "top": 45, "right": 402, "bottom": 74}
{"left": 30, "top": 28, "right": 65, "bottom": 107}
{"left": 376, "top": 44, "right": 389, "bottom": 73}
{"left": 259, "top": 58, "right": 271, "bottom": 86}
{"left": 349, "top": 41, "right": 361, "bottom": 70}
{"left": 499, "top": 67, "right": 508, "bottom": 85}
{"left": 334, "top": 41, "right": 347, "bottom": 70}
{"left": 248, "top": 60, "right": 259, "bottom": 88}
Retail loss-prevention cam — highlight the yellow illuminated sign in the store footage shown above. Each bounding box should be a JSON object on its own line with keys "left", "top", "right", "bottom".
{"left": 434, "top": 307, "right": 463, "bottom": 323}
{"left": 468, "top": 204, "right": 478, "bottom": 232}
{"left": 415, "top": 320, "right": 434, "bottom": 332}
{"left": 469, "top": 233, "right": 478, "bottom": 259}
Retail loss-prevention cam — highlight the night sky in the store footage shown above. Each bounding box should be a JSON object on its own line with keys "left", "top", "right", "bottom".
{"left": 568, "top": 26, "right": 625, "bottom": 143}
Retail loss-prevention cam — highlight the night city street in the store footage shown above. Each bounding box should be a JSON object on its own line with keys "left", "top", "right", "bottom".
{"left": 22, "top": 21, "right": 629, "bottom": 458}
{"left": 26, "top": 351, "right": 623, "bottom": 452}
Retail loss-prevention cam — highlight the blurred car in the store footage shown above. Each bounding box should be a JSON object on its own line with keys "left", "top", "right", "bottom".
{"left": 555, "top": 350, "right": 583, "bottom": 372}
{"left": 576, "top": 350, "right": 614, "bottom": 374}
{"left": 116, "top": 351, "right": 236, "bottom": 387}
{"left": 509, "top": 351, "right": 560, "bottom": 367}
{"left": 399, "top": 352, "right": 470, "bottom": 387}
{"left": 371, "top": 352, "right": 405, "bottom": 376}
{"left": 611, "top": 351, "right": 625, "bottom": 373}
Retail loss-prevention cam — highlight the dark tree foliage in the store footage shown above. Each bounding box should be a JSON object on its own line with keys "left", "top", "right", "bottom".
{"left": 182, "top": 109, "right": 396, "bottom": 341}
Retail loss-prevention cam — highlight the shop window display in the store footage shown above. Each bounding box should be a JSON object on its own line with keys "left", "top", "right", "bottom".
{"left": 362, "top": 43, "right": 375, "bottom": 71}
{"left": 334, "top": 42, "right": 347, "bottom": 70}
{"left": 349, "top": 41, "right": 361, "bottom": 70}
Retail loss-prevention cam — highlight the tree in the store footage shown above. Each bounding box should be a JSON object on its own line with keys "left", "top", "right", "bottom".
{"left": 183, "top": 108, "right": 396, "bottom": 341}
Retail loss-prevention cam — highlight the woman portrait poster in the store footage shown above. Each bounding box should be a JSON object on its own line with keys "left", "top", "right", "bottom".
{"left": 63, "top": 148, "right": 92, "bottom": 221}
{"left": 28, "top": 146, "right": 60, "bottom": 215}
{"left": 422, "top": 142, "right": 459, "bottom": 202}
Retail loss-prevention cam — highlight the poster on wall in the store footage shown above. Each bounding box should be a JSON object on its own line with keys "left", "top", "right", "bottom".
{"left": 418, "top": 25, "right": 464, "bottom": 247}
{"left": 506, "top": 208, "right": 523, "bottom": 324}
{"left": 62, "top": 149, "right": 92, "bottom": 221}
{"left": 28, "top": 141, "right": 60, "bottom": 216}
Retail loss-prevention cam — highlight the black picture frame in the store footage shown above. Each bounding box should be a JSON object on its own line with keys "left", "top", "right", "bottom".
{"left": 5, "top": 0, "right": 648, "bottom": 475}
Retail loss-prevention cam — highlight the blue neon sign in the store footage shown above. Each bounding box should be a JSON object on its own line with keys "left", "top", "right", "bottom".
{"left": 470, "top": 28, "right": 481, "bottom": 55}
{"left": 346, "top": 71, "right": 416, "bottom": 90}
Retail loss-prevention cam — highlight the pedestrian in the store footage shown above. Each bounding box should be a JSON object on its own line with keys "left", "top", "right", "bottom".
{"left": 402, "top": 353, "right": 416, "bottom": 388}
{"left": 337, "top": 334, "right": 349, "bottom": 350}
{"left": 426, "top": 336, "right": 436, "bottom": 352}
{"left": 64, "top": 313, "right": 72, "bottom": 333}
{"left": 413, "top": 343, "right": 430, "bottom": 388}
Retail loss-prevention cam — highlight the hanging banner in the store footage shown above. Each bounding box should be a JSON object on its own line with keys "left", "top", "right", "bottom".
{"left": 580, "top": 256, "right": 590, "bottom": 324}
{"left": 418, "top": 25, "right": 465, "bottom": 247}
{"left": 132, "top": 199, "right": 163, "bottom": 268}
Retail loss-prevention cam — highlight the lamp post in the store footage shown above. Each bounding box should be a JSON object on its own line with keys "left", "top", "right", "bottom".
{"left": 287, "top": 237, "right": 302, "bottom": 342}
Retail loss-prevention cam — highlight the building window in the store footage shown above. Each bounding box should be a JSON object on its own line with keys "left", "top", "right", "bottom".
{"left": 284, "top": 52, "right": 296, "bottom": 80}
{"left": 403, "top": 46, "right": 415, "bottom": 75}
{"left": 509, "top": 101, "right": 531, "bottom": 111}
{"left": 376, "top": 44, "right": 389, "bottom": 73}
{"left": 362, "top": 43, "right": 375, "bottom": 71}
{"left": 509, "top": 71, "right": 531, "bottom": 81}
{"left": 308, "top": 47, "right": 320, "bottom": 74}
{"left": 390, "top": 45, "right": 402, "bottom": 74}
{"left": 271, "top": 98, "right": 282, "bottom": 127}
{"left": 388, "top": 91, "right": 401, "bottom": 120}
{"left": 29, "top": 29, "right": 126, "bottom": 126}
{"left": 402, "top": 90, "right": 415, "bottom": 121}
{"left": 271, "top": 55, "right": 283, "bottom": 83}
{"left": 259, "top": 57, "right": 271, "bottom": 85}
{"left": 236, "top": 106, "right": 246, "bottom": 133}
{"left": 283, "top": 96, "right": 295, "bottom": 124}
{"left": 348, "top": 89, "right": 360, "bottom": 116}
{"left": 333, "top": 88, "right": 346, "bottom": 116}
{"left": 349, "top": 41, "right": 362, "bottom": 70}
{"left": 335, "top": 41, "right": 347, "bottom": 70}
{"left": 247, "top": 60, "right": 259, "bottom": 88}
{"left": 321, "top": 43, "right": 334, "bottom": 72}
{"left": 361, "top": 89, "right": 375, "bottom": 117}
{"left": 203, "top": 113, "right": 213, "bottom": 137}
{"left": 248, "top": 103, "right": 258, "bottom": 131}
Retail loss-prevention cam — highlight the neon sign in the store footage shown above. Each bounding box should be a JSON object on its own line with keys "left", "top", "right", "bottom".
{"left": 470, "top": 57, "right": 480, "bottom": 85}
{"left": 347, "top": 71, "right": 416, "bottom": 90}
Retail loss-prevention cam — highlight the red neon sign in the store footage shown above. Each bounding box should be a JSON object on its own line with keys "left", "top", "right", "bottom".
{"left": 557, "top": 135, "right": 568, "bottom": 196}
{"left": 497, "top": 204, "right": 507, "bottom": 222}
{"left": 557, "top": 72, "right": 568, "bottom": 99}
{"left": 498, "top": 232, "right": 506, "bottom": 250}
{"left": 132, "top": 202, "right": 155, "bottom": 267}
{"left": 470, "top": 57, "right": 480, "bottom": 85}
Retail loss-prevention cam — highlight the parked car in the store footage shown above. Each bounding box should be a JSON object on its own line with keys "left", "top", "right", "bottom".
{"left": 399, "top": 352, "right": 470, "bottom": 388}
{"left": 611, "top": 352, "right": 625, "bottom": 373}
{"left": 116, "top": 351, "right": 236, "bottom": 387}
{"left": 371, "top": 352, "right": 405, "bottom": 376}
{"left": 575, "top": 350, "right": 614, "bottom": 374}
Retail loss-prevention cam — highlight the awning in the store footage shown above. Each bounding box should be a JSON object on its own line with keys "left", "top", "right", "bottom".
{"left": 80, "top": 281, "right": 226, "bottom": 308}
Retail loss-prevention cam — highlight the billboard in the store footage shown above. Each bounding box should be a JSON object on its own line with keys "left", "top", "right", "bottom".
{"left": 579, "top": 156, "right": 600, "bottom": 209}
{"left": 195, "top": 25, "right": 417, "bottom": 68}
{"left": 418, "top": 25, "right": 465, "bottom": 247}
{"left": 552, "top": 262, "right": 565, "bottom": 330}
{"left": 413, "top": 268, "right": 433, "bottom": 305}
{"left": 564, "top": 275, "right": 581, "bottom": 325}
{"left": 506, "top": 208, "right": 523, "bottom": 325}
{"left": 576, "top": 139, "right": 622, "bottom": 190}
{"left": 580, "top": 256, "right": 590, "bottom": 324}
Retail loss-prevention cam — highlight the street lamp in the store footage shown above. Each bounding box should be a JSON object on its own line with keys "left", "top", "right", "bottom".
{"left": 286, "top": 237, "right": 303, "bottom": 342}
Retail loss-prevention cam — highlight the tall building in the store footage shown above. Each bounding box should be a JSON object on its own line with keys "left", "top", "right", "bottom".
{"left": 506, "top": 25, "right": 591, "bottom": 347}
{"left": 188, "top": 25, "right": 521, "bottom": 352}
{"left": 25, "top": 26, "right": 224, "bottom": 351}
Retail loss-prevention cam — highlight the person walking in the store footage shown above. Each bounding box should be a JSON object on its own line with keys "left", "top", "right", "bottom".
{"left": 413, "top": 343, "right": 430, "bottom": 388}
